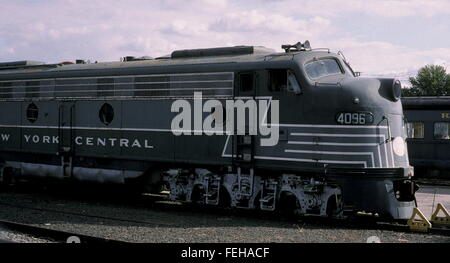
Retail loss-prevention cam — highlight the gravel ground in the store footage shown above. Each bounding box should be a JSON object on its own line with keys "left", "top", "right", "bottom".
{"left": 0, "top": 185, "right": 449, "bottom": 243}
{"left": 0, "top": 225, "right": 53, "bottom": 243}
{"left": 416, "top": 185, "right": 450, "bottom": 218}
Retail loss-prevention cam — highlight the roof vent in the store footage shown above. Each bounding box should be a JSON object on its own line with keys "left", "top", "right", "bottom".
{"left": 171, "top": 46, "right": 274, "bottom": 59}
{"left": 0, "top": 60, "right": 44, "bottom": 69}
{"left": 59, "top": 61, "right": 74, "bottom": 65}
{"left": 122, "top": 56, "right": 153, "bottom": 62}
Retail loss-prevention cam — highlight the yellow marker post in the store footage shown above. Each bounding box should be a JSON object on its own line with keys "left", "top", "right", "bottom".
{"left": 407, "top": 207, "right": 432, "bottom": 232}
{"left": 431, "top": 203, "right": 450, "bottom": 226}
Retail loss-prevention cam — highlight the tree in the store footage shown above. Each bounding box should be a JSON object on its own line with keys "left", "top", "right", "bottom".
{"left": 402, "top": 65, "right": 450, "bottom": 96}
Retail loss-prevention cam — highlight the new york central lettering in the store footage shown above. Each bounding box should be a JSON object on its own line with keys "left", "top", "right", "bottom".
{"left": 21, "top": 134, "right": 153, "bottom": 149}
{"left": 1, "top": 133, "right": 10, "bottom": 142}
{"left": 24, "top": 134, "right": 59, "bottom": 144}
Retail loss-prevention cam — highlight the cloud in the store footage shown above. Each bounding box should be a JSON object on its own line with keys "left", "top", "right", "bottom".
{"left": 355, "top": 0, "right": 450, "bottom": 17}
{"left": 328, "top": 38, "right": 450, "bottom": 86}
{"left": 0, "top": 0, "right": 333, "bottom": 61}
{"left": 247, "top": 0, "right": 450, "bottom": 18}
{"left": 211, "top": 11, "right": 330, "bottom": 35}
{"left": 0, "top": 0, "right": 448, "bottom": 79}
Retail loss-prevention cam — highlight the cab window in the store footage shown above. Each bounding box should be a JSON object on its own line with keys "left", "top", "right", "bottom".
{"left": 268, "top": 69, "right": 301, "bottom": 94}
{"left": 239, "top": 73, "right": 254, "bottom": 93}
{"left": 269, "top": 69, "right": 287, "bottom": 92}
{"left": 305, "top": 58, "right": 343, "bottom": 79}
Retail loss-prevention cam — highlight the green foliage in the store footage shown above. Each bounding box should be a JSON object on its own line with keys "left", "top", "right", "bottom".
{"left": 402, "top": 65, "right": 450, "bottom": 96}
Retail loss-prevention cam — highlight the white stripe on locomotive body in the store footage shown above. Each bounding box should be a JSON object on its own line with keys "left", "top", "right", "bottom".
{"left": 253, "top": 156, "right": 367, "bottom": 168}
{"left": 288, "top": 131, "right": 392, "bottom": 167}
{"left": 378, "top": 146, "right": 383, "bottom": 168}
{"left": 388, "top": 125, "right": 395, "bottom": 169}
{"left": 221, "top": 124, "right": 396, "bottom": 168}
{"left": 0, "top": 124, "right": 234, "bottom": 134}
{"left": 287, "top": 141, "right": 384, "bottom": 168}
{"left": 287, "top": 141, "right": 379, "bottom": 146}
{"left": 279, "top": 124, "right": 388, "bottom": 129}
{"left": 0, "top": 123, "right": 398, "bottom": 168}
{"left": 284, "top": 149, "right": 375, "bottom": 168}
{"left": 290, "top": 132, "right": 385, "bottom": 137}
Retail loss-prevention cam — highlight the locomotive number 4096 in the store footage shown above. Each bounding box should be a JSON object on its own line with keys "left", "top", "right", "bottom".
{"left": 336, "top": 112, "right": 373, "bottom": 125}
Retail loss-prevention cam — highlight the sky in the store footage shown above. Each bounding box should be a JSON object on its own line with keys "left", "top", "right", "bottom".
{"left": 1, "top": 0, "right": 450, "bottom": 86}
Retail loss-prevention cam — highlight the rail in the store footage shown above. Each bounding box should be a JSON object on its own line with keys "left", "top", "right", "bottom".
{"left": 0, "top": 220, "right": 127, "bottom": 243}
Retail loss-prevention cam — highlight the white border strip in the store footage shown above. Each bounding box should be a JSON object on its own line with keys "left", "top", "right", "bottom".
{"left": 254, "top": 156, "right": 367, "bottom": 168}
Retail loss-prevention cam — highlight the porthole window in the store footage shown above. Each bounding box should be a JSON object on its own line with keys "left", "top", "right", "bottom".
{"left": 99, "top": 103, "right": 114, "bottom": 125}
{"left": 26, "top": 103, "right": 39, "bottom": 123}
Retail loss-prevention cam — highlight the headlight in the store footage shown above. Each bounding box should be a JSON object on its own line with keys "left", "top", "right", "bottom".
{"left": 378, "top": 78, "right": 402, "bottom": 102}
{"left": 392, "top": 79, "right": 401, "bottom": 101}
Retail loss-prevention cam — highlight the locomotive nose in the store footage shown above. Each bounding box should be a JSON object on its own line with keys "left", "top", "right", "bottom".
{"left": 340, "top": 77, "right": 403, "bottom": 115}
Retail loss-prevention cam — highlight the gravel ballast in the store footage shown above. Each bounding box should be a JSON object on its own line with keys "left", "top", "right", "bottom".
{"left": 0, "top": 186, "right": 448, "bottom": 243}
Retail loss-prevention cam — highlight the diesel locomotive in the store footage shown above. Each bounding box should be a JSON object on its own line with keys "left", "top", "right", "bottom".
{"left": 0, "top": 41, "right": 416, "bottom": 219}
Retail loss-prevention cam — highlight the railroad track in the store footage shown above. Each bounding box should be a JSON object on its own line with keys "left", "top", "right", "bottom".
{"left": 0, "top": 190, "right": 177, "bottom": 243}
{"left": 0, "top": 200, "right": 176, "bottom": 227}
{"left": 0, "top": 186, "right": 449, "bottom": 242}
{"left": 0, "top": 220, "right": 128, "bottom": 243}
{"left": 1, "top": 198, "right": 449, "bottom": 238}
{"left": 0, "top": 238, "right": 15, "bottom": 243}
{"left": 359, "top": 219, "right": 450, "bottom": 235}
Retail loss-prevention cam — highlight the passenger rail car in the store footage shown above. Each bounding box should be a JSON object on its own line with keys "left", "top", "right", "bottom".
{"left": 0, "top": 42, "right": 416, "bottom": 219}
{"left": 403, "top": 97, "right": 450, "bottom": 176}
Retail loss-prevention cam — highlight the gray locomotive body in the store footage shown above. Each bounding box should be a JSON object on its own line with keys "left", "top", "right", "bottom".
{"left": 0, "top": 43, "right": 416, "bottom": 219}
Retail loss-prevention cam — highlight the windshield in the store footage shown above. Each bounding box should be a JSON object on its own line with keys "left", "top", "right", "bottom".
{"left": 305, "top": 58, "right": 343, "bottom": 79}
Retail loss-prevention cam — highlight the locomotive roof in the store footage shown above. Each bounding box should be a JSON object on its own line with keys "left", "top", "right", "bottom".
{"left": 402, "top": 96, "right": 450, "bottom": 109}
{"left": 0, "top": 45, "right": 334, "bottom": 78}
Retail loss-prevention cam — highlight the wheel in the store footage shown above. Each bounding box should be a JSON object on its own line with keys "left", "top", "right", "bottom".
{"left": 218, "top": 186, "right": 231, "bottom": 208}
{"left": 278, "top": 191, "right": 301, "bottom": 218}
{"left": 191, "top": 184, "right": 206, "bottom": 205}
{"left": 326, "top": 195, "right": 343, "bottom": 218}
